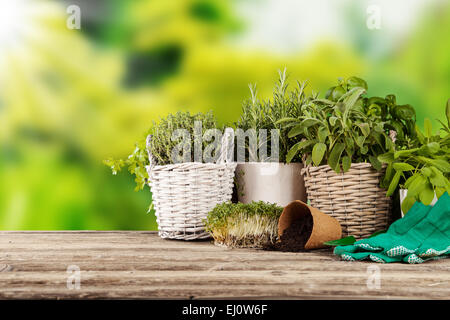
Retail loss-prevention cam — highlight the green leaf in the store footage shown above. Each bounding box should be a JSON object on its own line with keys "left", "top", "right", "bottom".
{"left": 275, "top": 117, "right": 298, "bottom": 125}
{"left": 301, "top": 118, "right": 323, "bottom": 128}
{"left": 393, "top": 162, "right": 415, "bottom": 172}
{"left": 394, "top": 148, "right": 419, "bottom": 159}
{"left": 419, "top": 184, "right": 435, "bottom": 205}
{"left": 415, "top": 124, "right": 426, "bottom": 144}
{"left": 428, "top": 167, "right": 448, "bottom": 187}
{"left": 387, "top": 171, "right": 401, "bottom": 196}
{"left": 313, "top": 98, "right": 335, "bottom": 105}
{"left": 369, "top": 156, "right": 382, "bottom": 171}
{"left": 342, "top": 87, "right": 366, "bottom": 122}
{"left": 325, "top": 86, "right": 335, "bottom": 100}
{"left": 368, "top": 96, "right": 386, "bottom": 106}
{"left": 435, "top": 187, "right": 447, "bottom": 199}
{"left": 328, "top": 143, "right": 345, "bottom": 172}
{"left": 286, "top": 143, "right": 301, "bottom": 163}
{"left": 387, "top": 120, "right": 405, "bottom": 141}
{"left": 378, "top": 152, "right": 394, "bottom": 164}
{"left": 344, "top": 136, "right": 354, "bottom": 149}
{"left": 384, "top": 134, "right": 395, "bottom": 150}
{"left": 406, "top": 174, "right": 427, "bottom": 197}
{"left": 429, "top": 159, "right": 450, "bottom": 173}
{"left": 347, "top": 76, "right": 368, "bottom": 90}
{"left": 393, "top": 104, "right": 416, "bottom": 120}
{"left": 381, "top": 163, "right": 394, "bottom": 189}
{"left": 424, "top": 118, "right": 433, "bottom": 138}
{"left": 421, "top": 167, "right": 432, "bottom": 177}
{"left": 385, "top": 94, "right": 396, "bottom": 105}
{"left": 355, "top": 136, "right": 365, "bottom": 148}
{"left": 331, "top": 85, "right": 346, "bottom": 101}
{"left": 318, "top": 126, "right": 328, "bottom": 143}
{"left": 312, "top": 143, "right": 327, "bottom": 166}
{"left": 288, "top": 125, "right": 304, "bottom": 138}
{"left": 403, "top": 173, "right": 419, "bottom": 189}
{"left": 402, "top": 196, "right": 416, "bottom": 215}
{"left": 297, "top": 139, "right": 318, "bottom": 150}
{"left": 357, "top": 123, "right": 370, "bottom": 137}
{"left": 329, "top": 116, "right": 338, "bottom": 126}
{"left": 323, "top": 236, "right": 356, "bottom": 246}
{"left": 419, "top": 142, "right": 440, "bottom": 155}
{"left": 437, "top": 119, "right": 450, "bottom": 133}
{"left": 360, "top": 145, "right": 368, "bottom": 155}
{"left": 341, "top": 155, "right": 351, "bottom": 172}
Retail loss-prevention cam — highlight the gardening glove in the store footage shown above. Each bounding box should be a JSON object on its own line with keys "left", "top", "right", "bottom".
{"left": 402, "top": 195, "right": 450, "bottom": 263}
{"left": 333, "top": 203, "right": 432, "bottom": 261}
{"left": 334, "top": 192, "right": 450, "bottom": 263}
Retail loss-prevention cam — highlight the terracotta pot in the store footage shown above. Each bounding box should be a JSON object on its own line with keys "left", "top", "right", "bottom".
{"left": 235, "top": 162, "right": 307, "bottom": 207}
{"left": 278, "top": 200, "right": 342, "bottom": 249}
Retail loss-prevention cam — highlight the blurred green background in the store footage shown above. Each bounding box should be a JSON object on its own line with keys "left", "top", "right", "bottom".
{"left": 0, "top": 0, "right": 448, "bottom": 230}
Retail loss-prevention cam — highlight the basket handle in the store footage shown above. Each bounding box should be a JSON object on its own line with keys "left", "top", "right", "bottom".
{"left": 217, "top": 127, "right": 235, "bottom": 164}
{"left": 301, "top": 165, "right": 310, "bottom": 177}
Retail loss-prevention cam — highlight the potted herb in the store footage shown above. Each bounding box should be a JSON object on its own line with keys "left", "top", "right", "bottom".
{"left": 279, "top": 77, "right": 397, "bottom": 239}
{"left": 104, "top": 111, "right": 237, "bottom": 240}
{"left": 379, "top": 101, "right": 450, "bottom": 216}
{"left": 325, "top": 77, "right": 417, "bottom": 150}
{"left": 233, "top": 70, "right": 311, "bottom": 206}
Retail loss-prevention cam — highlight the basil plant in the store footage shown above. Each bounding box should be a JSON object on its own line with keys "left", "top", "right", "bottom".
{"left": 278, "top": 77, "right": 394, "bottom": 173}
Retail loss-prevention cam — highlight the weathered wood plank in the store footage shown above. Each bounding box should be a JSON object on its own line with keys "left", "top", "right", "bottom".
{"left": 0, "top": 231, "right": 448, "bottom": 299}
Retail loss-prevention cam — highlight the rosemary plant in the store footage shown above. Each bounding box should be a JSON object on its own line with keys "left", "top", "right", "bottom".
{"left": 205, "top": 201, "right": 283, "bottom": 248}
{"left": 235, "top": 69, "right": 315, "bottom": 163}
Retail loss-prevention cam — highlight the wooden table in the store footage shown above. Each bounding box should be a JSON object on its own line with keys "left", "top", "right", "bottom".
{"left": 0, "top": 231, "right": 448, "bottom": 299}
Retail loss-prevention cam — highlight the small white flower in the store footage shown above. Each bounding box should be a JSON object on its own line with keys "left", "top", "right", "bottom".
{"left": 389, "top": 130, "right": 397, "bottom": 143}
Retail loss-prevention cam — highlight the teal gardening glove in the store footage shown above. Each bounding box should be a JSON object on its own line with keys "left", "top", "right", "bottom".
{"left": 334, "top": 192, "right": 450, "bottom": 264}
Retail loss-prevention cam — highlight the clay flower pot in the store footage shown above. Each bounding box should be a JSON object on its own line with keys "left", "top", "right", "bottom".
{"left": 278, "top": 200, "right": 342, "bottom": 249}
{"left": 235, "top": 162, "right": 307, "bottom": 207}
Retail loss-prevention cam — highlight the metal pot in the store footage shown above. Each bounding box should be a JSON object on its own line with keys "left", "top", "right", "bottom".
{"left": 235, "top": 162, "right": 307, "bottom": 207}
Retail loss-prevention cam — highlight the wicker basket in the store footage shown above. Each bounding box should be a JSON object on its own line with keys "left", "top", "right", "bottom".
{"left": 301, "top": 163, "right": 391, "bottom": 239}
{"left": 145, "top": 128, "right": 236, "bottom": 240}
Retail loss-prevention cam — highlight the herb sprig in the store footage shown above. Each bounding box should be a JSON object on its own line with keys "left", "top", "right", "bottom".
{"left": 236, "top": 69, "right": 314, "bottom": 163}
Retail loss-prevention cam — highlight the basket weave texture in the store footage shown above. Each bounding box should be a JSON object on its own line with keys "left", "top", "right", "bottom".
{"left": 302, "top": 163, "right": 391, "bottom": 240}
{"left": 146, "top": 129, "right": 236, "bottom": 240}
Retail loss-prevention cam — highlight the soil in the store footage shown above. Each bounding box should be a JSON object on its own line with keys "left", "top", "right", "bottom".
{"left": 266, "top": 213, "right": 313, "bottom": 252}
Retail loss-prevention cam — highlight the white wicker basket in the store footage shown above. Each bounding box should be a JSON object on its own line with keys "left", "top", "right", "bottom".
{"left": 146, "top": 128, "right": 236, "bottom": 240}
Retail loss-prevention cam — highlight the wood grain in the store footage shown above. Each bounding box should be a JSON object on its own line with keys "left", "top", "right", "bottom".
{"left": 0, "top": 231, "right": 448, "bottom": 299}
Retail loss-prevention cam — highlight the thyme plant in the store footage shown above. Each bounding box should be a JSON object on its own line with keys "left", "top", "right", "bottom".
{"left": 104, "top": 111, "right": 219, "bottom": 190}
